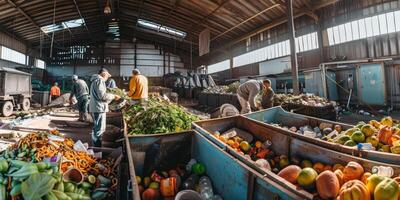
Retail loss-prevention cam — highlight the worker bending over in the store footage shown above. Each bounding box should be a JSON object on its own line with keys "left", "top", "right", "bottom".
{"left": 50, "top": 82, "right": 61, "bottom": 102}
{"left": 128, "top": 69, "right": 148, "bottom": 104}
{"left": 70, "top": 75, "right": 90, "bottom": 122}
{"left": 89, "top": 68, "right": 120, "bottom": 147}
{"left": 237, "top": 80, "right": 270, "bottom": 114}
{"left": 261, "top": 79, "right": 275, "bottom": 109}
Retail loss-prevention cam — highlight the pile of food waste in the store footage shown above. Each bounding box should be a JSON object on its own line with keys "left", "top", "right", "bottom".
{"left": 137, "top": 159, "right": 222, "bottom": 200}
{"left": 271, "top": 116, "right": 400, "bottom": 154}
{"left": 202, "top": 82, "right": 240, "bottom": 94}
{"left": 210, "top": 128, "right": 400, "bottom": 199}
{"left": 0, "top": 130, "right": 118, "bottom": 200}
{"left": 123, "top": 97, "right": 199, "bottom": 135}
{"left": 273, "top": 93, "right": 333, "bottom": 107}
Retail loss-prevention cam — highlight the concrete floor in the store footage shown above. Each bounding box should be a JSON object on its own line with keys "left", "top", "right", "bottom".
{"left": 9, "top": 110, "right": 93, "bottom": 144}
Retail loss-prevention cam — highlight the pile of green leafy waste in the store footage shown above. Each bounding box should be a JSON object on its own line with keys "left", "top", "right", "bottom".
{"left": 107, "top": 87, "right": 130, "bottom": 100}
{"left": 123, "top": 97, "right": 200, "bottom": 135}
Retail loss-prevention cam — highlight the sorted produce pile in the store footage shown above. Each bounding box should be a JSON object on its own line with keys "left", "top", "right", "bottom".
{"left": 136, "top": 159, "right": 222, "bottom": 200}
{"left": 272, "top": 116, "right": 400, "bottom": 154}
{"left": 273, "top": 93, "right": 332, "bottom": 107}
{"left": 123, "top": 97, "right": 199, "bottom": 135}
{"left": 202, "top": 82, "right": 240, "bottom": 94}
{"left": 0, "top": 130, "right": 118, "bottom": 200}
{"left": 277, "top": 160, "right": 400, "bottom": 200}
{"left": 334, "top": 117, "right": 400, "bottom": 153}
{"left": 211, "top": 128, "right": 400, "bottom": 199}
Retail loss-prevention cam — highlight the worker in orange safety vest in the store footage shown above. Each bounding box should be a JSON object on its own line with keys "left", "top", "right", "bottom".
{"left": 50, "top": 82, "right": 61, "bottom": 102}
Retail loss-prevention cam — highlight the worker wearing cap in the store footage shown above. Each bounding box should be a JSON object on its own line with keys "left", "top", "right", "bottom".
{"left": 128, "top": 69, "right": 148, "bottom": 104}
{"left": 69, "top": 75, "right": 90, "bottom": 122}
{"left": 89, "top": 68, "right": 120, "bottom": 147}
{"left": 50, "top": 82, "right": 61, "bottom": 102}
{"left": 237, "top": 80, "right": 270, "bottom": 114}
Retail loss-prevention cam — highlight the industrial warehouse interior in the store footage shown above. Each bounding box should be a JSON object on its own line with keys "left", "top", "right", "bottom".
{"left": 0, "top": 0, "right": 400, "bottom": 199}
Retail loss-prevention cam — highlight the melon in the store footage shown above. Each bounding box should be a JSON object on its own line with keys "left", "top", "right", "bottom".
{"left": 277, "top": 165, "right": 301, "bottom": 184}
{"left": 316, "top": 171, "right": 340, "bottom": 199}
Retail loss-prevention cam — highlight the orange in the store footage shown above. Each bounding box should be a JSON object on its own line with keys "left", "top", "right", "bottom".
{"left": 333, "top": 164, "right": 344, "bottom": 172}
{"left": 227, "top": 139, "right": 235, "bottom": 147}
{"left": 323, "top": 165, "right": 332, "bottom": 172}
{"left": 219, "top": 136, "right": 227, "bottom": 143}
{"left": 313, "top": 162, "right": 325, "bottom": 174}
{"left": 232, "top": 141, "right": 240, "bottom": 149}
{"left": 239, "top": 141, "right": 251, "bottom": 152}
{"left": 255, "top": 141, "right": 262, "bottom": 148}
{"left": 361, "top": 172, "right": 372, "bottom": 184}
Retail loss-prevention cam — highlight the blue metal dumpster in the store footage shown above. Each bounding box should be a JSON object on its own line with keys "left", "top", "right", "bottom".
{"left": 243, "top": 106, "right": 400, "bottom": 165}
{"left": 193, "top": 115, "right": 400, "bottom": 199}
{"left": 124, "top": 130, "right": 303, "bottom": 200}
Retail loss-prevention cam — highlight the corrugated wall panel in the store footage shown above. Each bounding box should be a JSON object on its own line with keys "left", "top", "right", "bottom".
{"left": 0, "top": 31, "right": 26, "bottom": 53}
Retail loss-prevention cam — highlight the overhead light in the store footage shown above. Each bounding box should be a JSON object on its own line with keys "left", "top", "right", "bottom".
{"left": 104, "top": 0, "right": 111, "bottom": 14}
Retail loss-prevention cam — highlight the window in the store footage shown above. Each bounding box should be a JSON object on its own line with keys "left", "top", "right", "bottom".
{"left": 386, "top": 12, "right": 396, "bottom": 33}
{"left": 137, "top": 19, "right": 187, "bottom": 38}
{"left": 232, "top": 32, "right": 318, "bottom": 68}
{"left": 394, "top": 11, "right": 400, "bottom": 31}
{"left": 371, "top": 16, "right": 380, "bottom": 36}
{"left": 35, "top": 59, "right": 45, "bottom": 69}
{"left": 207, "top": 60, "right": 230, "bottom": 74}
{"left": 345, "top": 22, "right": 353, "bottom": 42}
{"left": 378, "top": 14, "right": 388, "bottom": 34}
{"left": 358, "top": 19, "right": 367, "bottom": 38}
{"left": 41, "top": 18, "right": 85, "bottom": 33}
{"left": 1, "top": 46, "right": 26, "bottom": 65}
{"left": 351, "top": 21, "right": 360, "bottom": 40}
{"left": 326, "top": 10, "right": 400, "bottom": 46}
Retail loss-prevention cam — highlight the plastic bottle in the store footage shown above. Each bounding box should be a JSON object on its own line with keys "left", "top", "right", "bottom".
{"left": 262, "top": 140, "right": 272, "bottom": 149}
{"left": 372, "top": 166, "right": 394, "bottom": 178}
{"left": 199, "top": 176, "right": 214, "bottom": 200}
{"left": 182, "top": 174, "right": 199, "bottom": 190}
{"left": 200, "top": 185, "right": 214, "bottom": 200}
{"left": 186, "top": 159, "right": 197, "bottom": 172}
{"left": 357, "top": 143, "right": 375, "bottom": 151}
{"left": 199, "top": 176, "right": 212, "bottom": 188}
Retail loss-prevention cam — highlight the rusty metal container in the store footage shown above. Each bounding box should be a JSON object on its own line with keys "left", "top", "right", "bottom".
{"left": 124, "top": 126, "right": 303, "bottom": 200}
{"left": 193, "top": 115, "right": 400, "bottom": 199}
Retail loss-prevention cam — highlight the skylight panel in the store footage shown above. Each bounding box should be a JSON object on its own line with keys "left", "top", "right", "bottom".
{"left": 137, "top": 19, "right": 187, "bottom": 38}
{"left": 41, "top": 18, "right": 85, "bottom": 33}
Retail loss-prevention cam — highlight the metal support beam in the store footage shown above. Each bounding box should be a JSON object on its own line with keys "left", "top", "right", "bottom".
{"left": 230, "top": 0, "right": 338, "bottom": 46}
{"left": 72, "top": 0, "right": 93, "bottom": 38}
{"left": 158, "top": 0, "right": 181, "bottom": 32}
{"left": 287, "top": 0, "right": 299, "bottom": 95}
{"left": 211, "top": 4, "right": 281, "bottom": 41}
{"left": 5, "top": 0, "right": 62, "bottom": 48}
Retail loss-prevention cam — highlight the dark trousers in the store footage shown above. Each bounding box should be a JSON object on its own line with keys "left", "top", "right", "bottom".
{"left": 77, "top": 95, "right": 89, "bottom": 121}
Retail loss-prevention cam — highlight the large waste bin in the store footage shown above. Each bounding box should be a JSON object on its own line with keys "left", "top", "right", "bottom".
{"left": 193, "top": 116, "right": 400, "bottom": 199}
{"left": 243, "top": 106, "right": 400, "bottom": 164}
{"left": 124, "top": 130, "right": 304, "bottom": 200}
